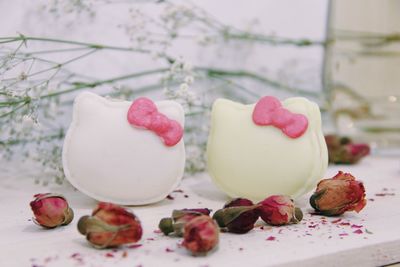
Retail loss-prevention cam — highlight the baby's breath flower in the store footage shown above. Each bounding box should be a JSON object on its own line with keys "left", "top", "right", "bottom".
{"left": 184, "top": 76, "right": 194, "bottom": 85}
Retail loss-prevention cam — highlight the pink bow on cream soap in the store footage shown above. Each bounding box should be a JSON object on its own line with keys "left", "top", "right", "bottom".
{"left": 252, "top": 96, "right": 308, "bottom": 138}
{"left": 127, "top": 97, "right": 184, "bottom": 146}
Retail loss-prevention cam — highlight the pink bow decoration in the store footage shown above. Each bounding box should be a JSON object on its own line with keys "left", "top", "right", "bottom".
{"left": 127, "top": 97, "right": 183, "bottom": 146}
{"left": 252, "top": 96, "right": 308, "bottom": 138}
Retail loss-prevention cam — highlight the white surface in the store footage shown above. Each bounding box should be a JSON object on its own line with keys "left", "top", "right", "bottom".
{"left": 63, "top": 92, "right": 185, "bottom": 205}
{"left": 1, "top": 155, "right": 400, "bottom": 267}
{"left": 207, "top": 97, "right": 327, "bottom": 201}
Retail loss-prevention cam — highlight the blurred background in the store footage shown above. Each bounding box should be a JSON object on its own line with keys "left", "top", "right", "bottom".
{"left": 0, "top": 0, "right": 399, "bottom": 184}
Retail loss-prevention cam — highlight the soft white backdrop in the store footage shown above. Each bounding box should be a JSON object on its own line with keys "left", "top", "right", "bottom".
{"left": 0, "top": 0, "right": 329, "bottom": 97}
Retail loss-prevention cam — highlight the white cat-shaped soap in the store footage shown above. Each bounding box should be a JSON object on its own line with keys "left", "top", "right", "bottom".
{"left": 207, "top": 96, "right": 328, "bottom": 201}
{"left": 62, "top": 92, "right": 185, "bottom": 205}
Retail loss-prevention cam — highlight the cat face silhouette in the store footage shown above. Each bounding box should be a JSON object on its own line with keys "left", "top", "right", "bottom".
{"left": 207, "top": 97, "right": 328, "bottom": 201}
{"left": 62, "top": 92, "right": 185, "bottom": 205}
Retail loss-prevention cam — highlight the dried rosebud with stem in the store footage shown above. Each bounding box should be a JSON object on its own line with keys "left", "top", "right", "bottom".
{"left": 310, "top": 171, "right": 366, "bottom": 216}
{"left": 182, "top": 215, "right": 219, "bottom": 255}
{"left": 257, "top": 195, "right": 303, "bottom": 226}
{"left": 30, "top": 193, "right": 74, "bottom": 228}
{"left": 213, "top": 198, "right": 259, "bottom": 234}
{"left": 78, "top": 202, "right": 142, "bottom": 249}
{"left": 159, "top": 208, "right": 211, "bottom": 236}
{"left": 325, "top": 134, "right": 370, "bottom": 164}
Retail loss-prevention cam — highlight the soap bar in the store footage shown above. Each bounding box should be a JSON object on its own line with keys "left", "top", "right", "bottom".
{"left": 62, "top": 92, "right": 185, "bottom": 205}
{"left": 206, "top": 96, "right": 328, "bottom": 201}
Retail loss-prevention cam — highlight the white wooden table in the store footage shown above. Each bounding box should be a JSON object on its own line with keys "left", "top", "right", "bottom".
{"left": 1, "top": 155, "right": 399, "bottom": 267}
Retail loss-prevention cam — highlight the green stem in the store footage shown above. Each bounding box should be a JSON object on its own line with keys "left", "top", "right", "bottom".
{"left": 225, "top": 31, "right": 326, "bottom": 47}
{"left": 0, "top": 131, "right": 64, "bottom": 146}
{"left": 196, "top": 67, "right": 319, "bottom": 97}
{"left": 0, "top": 101, "right": 29, "bottom": 118}
{"left": 0, "top": 68, "right": 169, "bottom": 107}
{"left": 26, "top": 47, "right": 92, "bottom": 55}
{"left": 2, "top": 35, "right": 155, "bottom": 54}
{"left": 105, "top": 81, "right": 181, "bottom": 98}
{"left": 207, "top": 75, "right": 260, "bottom": 99}
{"left": 26, "top": 49, "right": 97, "bottom": 78}
{"left": 41, "top": 67, "right": 170, "bottom": 98}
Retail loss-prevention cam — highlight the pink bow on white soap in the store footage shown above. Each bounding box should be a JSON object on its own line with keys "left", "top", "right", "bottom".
{"left": 127, "top": 98, "right": 183, "bottom": 146}
{"left": 252, "top": 96, "right": 308, "bottom": 138}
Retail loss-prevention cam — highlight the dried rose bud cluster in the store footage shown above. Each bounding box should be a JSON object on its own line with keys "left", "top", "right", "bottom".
{"left": 29, "top": 195, "right": 143, "bottom": 249}
{"left": 158, "top": 195, "right": 302, "bottom": 255}
{"left": 28, "top": 170, "right": 366, "bottom": 257}
{"left": 213, "top": 196, "right": 303, "bottom": 233}
{"left": 310, "top": 171, "right": 367, "bottom": 216}
{"left": 325, "top": 134, "right": 370, "bottom": 164}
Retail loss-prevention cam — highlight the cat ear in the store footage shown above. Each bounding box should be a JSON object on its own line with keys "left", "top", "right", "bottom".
{"left": 210, "top": 98, "right": 240, "bottom": 123}
{"left": 71, "top": 92, "right": 107, "bottom": 125}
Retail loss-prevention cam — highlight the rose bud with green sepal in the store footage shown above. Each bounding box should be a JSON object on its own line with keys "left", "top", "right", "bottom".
{"left": 257, "top": 195, "right": 303, "bottom": 226}
{"left": 159, "top": 208, "right": 211, "bottom": 236}
{"left": 30, "top": 193, "right": 74, "bottom": 228}
{"left": 78, "top": 202, "right": 142, "bottom": 248}
{"left": 310, "top": 171, "right": 366, "bottom": 216}
{"left": 213, "top": 198, "right": 259, "bottom": 234}
{"left": 182, "top": 215, "right": 219, "bottom": 255}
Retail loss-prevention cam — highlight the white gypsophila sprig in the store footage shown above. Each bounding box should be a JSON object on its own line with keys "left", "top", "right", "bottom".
{"left": 161, "top": 57, "right": 209, "bottom": 174}
{"left": 185, "top": 144, "right": 206, "bottom": 174}
{"left": 43, "top": 0, "right": 96, "bottom": 18}
{"left": 162, "top": 58, "right": 201, "bottom": 111}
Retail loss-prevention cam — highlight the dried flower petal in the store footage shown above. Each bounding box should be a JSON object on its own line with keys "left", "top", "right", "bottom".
{"left": 310, "top": 171, "right": 367, "bottom": 216}
{"left": 30, "top": 193, "right": 74, "bottom": 228}
{"left": 78, "top": 202, "right": 142, "bottom": 248}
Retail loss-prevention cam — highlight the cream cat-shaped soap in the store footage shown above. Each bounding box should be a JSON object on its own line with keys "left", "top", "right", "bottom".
{"left": 207, "top": 96, "right": 328, "bottom": 201}
{"left": 62, "top": 92, "right": 185, "bottom": 205}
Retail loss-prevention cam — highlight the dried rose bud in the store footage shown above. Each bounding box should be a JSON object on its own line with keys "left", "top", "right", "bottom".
{"left": 310, "top": 171, "right": 366, "bottom": 216}
{"left": 325, "top": 135, "right": 370, "bottom": 164}
{"left": 183, "top": 215, "right": 219, "bottom": 255}
{"left": 325, "top": 134, "right": 352, "bottom": 148}
{"left": 159, "top": 208, "right": 211, "bottom": 236}
{"left": 78, "top": 202, "right": 142, "bottom": 248}
{"left": 213, "top": 198, "right": 259, "bottom": 234}
{"left": 257, "top": 195, "right": 303, "bottom": 226}
{"left": 30, "top": 193, "right": 74, "bottom": 228}
{"left": 325, "top": 134, "right": 341, "bottom": 148}
{"left": 224, "top": 198, "right": 254, "bottom": 208}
